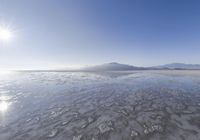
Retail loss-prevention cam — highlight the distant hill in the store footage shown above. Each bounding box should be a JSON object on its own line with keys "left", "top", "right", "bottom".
{"left": 21, "top": 62, "right": 200, "bottom": 72}
{"left": 79, "top": 62, "right": 200, "bottom": 71}
{"left": 81, "top": 62, "right": 146, "bottom": 71}
{"left": 155, "top": 63, "right": 200, "bottom": 69}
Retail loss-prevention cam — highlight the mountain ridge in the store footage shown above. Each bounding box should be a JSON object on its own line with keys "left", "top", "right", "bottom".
{"left": 81, "top": 62, "right": 146, "bottom": 71}
{"left": 18, "top": 62, "right": 200, "bottom": 72}
{"left": 155, "top": 63, "right": 200, "bottom": 69}
{"left": 80, "top": 62, "right": 200, "bottom": 71}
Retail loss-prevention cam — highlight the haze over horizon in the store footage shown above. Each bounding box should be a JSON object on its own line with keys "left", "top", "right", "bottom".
{"left": 1, "top": 0, "right": 200, "bottom": 70}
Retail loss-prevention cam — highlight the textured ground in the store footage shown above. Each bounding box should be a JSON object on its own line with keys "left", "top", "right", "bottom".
{"left": 0, "top": 70, "right": 200, "bottom": 140}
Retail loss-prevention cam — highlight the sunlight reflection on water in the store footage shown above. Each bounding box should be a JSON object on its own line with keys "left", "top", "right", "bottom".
{"left": 0, "top": 101, "right": 9, "bottom": 113}
{"left": 0, "top": 71, "right": 13, "bottom": 76}
{"left": 0, "top": 95, "right": 12, "bottom": 113}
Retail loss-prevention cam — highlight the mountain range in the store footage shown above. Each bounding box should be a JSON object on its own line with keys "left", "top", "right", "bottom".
{"left": 155, "top": 63, "right": 200, "bottom": 69}
{"left": 80, "top": 62, "right": 200, "bottom": 71}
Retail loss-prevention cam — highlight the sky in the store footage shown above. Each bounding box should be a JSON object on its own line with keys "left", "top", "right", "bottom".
{"left": 0, "top": 0, "right": 200, "bottom": 69}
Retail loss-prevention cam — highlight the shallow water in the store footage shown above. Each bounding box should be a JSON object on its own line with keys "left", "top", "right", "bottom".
{"left": 1, "top": 70, "right": 200, "bottom": 140}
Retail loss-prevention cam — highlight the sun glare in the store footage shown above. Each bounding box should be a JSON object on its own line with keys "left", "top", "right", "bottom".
{"left": 0, "top": 27, "right": 13, "bottom": 42}
{"left": 0, "top": 70, "right": 13, "bottom": 75}
{"left": 0, "top": 95, "right": 12, "bottom": 113}
{"left": 0, "top": 101, "right": 9, "bottom": 112}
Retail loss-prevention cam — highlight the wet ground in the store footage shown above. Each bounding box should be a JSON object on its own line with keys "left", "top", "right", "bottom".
{"left": 1, "top": 70, "right": 200, "bottom": 140}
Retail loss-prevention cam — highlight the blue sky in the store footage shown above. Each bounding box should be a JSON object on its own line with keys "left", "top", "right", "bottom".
{"left": 0, "top": 0, "right": 200, "bottom": 69}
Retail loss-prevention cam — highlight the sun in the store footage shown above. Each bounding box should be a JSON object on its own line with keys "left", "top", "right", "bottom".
{"left": 0, "top": 27, "right": 13, "bottom": 41}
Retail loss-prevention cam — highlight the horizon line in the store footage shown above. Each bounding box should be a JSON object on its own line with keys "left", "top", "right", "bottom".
{"left": 1, "top": 62, "right": 200, "bottom": 71}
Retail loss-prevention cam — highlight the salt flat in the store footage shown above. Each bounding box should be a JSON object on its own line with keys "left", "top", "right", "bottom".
{"left": 0, "top": 70, "right": 200, "bottom": 140}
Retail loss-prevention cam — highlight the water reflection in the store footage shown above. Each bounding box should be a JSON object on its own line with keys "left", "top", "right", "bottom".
{"left": 0, "top": 95, "right": 11, "bottom": 113}
{"left": 0, "top": 95, "right": 11, "bottom": 101}
{"left": 0, "top": 101, "right": 8, "bottom": 112}
{"left": 0, "top": 70, "right": 13, "bottom": 76}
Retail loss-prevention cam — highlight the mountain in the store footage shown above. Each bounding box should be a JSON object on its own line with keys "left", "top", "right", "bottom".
{"left": 81, "top": 62, "right": 200, "bottom": 71}
{"left": 155, "top": 63, "right": 200, "bottom": 69}
{"left": 24, "top": 62, "right": 200, "bottom": 72}
{"left": 81, "top": 62, "right": 146, "bottom": 71}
